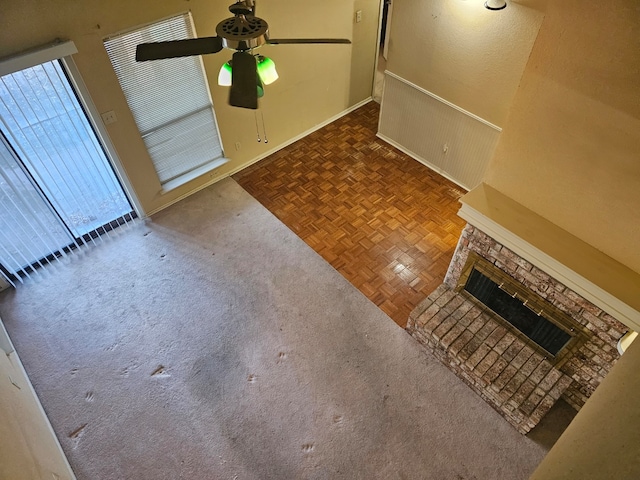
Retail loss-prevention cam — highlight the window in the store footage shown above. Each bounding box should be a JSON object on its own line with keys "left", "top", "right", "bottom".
{"left": 104, "top": 13, "right": 226, "bottom": 188}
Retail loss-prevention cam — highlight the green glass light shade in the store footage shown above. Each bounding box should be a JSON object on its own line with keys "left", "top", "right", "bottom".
{"left": 217, "top": 56, "right": 277, "bottom": 92}
{"left": 257, "top": 76, "right": 264, "bottom": 98}
{"left": 257, "top": 56, "right": 278, "bottom": 85}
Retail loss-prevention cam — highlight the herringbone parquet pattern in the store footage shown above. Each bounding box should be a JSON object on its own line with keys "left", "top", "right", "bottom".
{"left": 234, "top": 101, "right": 467, "bottom": 327}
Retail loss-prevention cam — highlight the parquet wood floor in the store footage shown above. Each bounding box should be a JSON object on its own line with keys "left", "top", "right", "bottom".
{"left": 234, "top": 101, "right": 467, "bottom": 327}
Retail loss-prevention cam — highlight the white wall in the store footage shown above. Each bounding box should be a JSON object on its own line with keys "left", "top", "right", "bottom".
{"left": 386, "top": 0, "right": 544, "bottom": 126}
{"left": 377, "top": 0, "right": 544, "bottom": 189}
{"left": 484, "top": 0, "right": 640, "bottom": 273}
{"left": 0, "top": 320, "right": 76, "bottom": 479}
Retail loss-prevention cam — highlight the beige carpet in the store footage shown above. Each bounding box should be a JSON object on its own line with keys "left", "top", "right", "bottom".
{"left": 0, "top": 178, "right": 548, "bottom": 479}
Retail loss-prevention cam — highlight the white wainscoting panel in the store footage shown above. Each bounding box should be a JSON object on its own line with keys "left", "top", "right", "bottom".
{"left": 377, "top": 72, "right": 501, "bottom": 190}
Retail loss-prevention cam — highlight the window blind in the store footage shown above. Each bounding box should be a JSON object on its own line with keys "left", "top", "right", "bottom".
{"left": 104, "top": 14, "right": 225, "bottom": 185}
{"left": 0, "top": 60, "right": 135, "bottom": 286}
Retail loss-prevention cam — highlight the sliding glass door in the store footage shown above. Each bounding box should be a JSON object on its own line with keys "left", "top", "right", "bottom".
{"left": 0, "top": 59, "right": 134, "bottom": 282}
{"left": 0, "top": 133, "right": 73, "bottom": 273}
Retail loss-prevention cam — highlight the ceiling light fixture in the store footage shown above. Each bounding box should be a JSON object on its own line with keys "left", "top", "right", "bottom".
{"left": 484, "top": 0, "right": 506, "bottom": 10}
{"left": 217, "top": 55, "right": 278, "bottom": 88}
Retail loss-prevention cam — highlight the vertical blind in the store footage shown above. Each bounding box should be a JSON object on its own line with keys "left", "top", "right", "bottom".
{"left": 104, "top": 13, "right": 225, "bottom": 185}
{"left": 0, "top": 133, "right": 73, "bottom": 280}
{"left": 0, "top": 59, "right": 135, "bottom": 286}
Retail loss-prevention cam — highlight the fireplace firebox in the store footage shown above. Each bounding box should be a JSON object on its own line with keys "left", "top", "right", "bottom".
{"left": 457, "top": 252, "right": 590, "bottom": 368}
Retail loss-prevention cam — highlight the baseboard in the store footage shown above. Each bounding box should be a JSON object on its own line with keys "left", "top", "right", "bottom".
{"left": 376, "top": 133, "right": 470, "bottom": 192}
{"left": 145, "top": 97, "right": 374, "bottom": 217}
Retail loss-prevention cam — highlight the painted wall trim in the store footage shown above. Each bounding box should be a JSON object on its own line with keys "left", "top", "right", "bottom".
{"left": 376, "top": 132, "right": 470, "bottom": 191}
{"left": 384, "top": 70, "right": 502, "bottom": 132}
{"left": 144, "top": 97, "right": 374, "bottom": 217}
{"left": 458, "top": 187, "right": 640, "bottom": 332}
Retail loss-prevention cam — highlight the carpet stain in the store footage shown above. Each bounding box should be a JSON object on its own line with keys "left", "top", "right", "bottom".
{"left": 69, "top": 424, "right": 87, "bottom": 439}
{"left": 151, "top": 365, "right": 170, "bottom": 377}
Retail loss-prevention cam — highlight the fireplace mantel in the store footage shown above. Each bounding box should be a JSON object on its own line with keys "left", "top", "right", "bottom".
{"left": 458, "top": 184, "right": 640, "bottom": 332}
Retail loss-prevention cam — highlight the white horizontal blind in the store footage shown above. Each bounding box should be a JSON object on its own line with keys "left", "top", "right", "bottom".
{"left": 104, "top": 14, "right": 224, "bottom": 185}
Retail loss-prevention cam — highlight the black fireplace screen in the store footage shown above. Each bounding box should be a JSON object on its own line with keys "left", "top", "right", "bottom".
{"left": 464, "top": 268, "right": 572, "bottom": 356}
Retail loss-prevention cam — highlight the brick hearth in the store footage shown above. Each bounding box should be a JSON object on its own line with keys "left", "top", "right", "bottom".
{"left": 408, "top": 284, "right": 573, "bottom": 433}
{"left": 407, "top": 224, "right": 627, "bottom": 433}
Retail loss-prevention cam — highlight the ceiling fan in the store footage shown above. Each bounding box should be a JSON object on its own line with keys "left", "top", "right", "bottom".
{"left": 135, "top": 0, "right": 351, "bottom": 110}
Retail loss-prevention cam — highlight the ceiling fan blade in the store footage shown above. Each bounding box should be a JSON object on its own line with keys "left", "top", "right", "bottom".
{"left": 135, "top": 37, "right": 223, "bottom": 61}
{"left": 229, "top": 51, "right": 258, "bottom": 110}
{"left": 266, "top": 38, "right": 351, "bottom": 45}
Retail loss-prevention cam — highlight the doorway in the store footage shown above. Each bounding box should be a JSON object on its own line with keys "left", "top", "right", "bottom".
{"left": 373, "top": 0, "right": 393, "bottom": 102}
{"left": 0, "top": 59, "right": 135, "bottom": 282}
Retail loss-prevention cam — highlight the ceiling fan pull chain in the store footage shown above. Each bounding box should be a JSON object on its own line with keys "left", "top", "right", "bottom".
{"left": 254, "top": 111, "right": 261, "bottom": 142}
{"left": 262, "top": 112, "right": 268, "bottom": 144}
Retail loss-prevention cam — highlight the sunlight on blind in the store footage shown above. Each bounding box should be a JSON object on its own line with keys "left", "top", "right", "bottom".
{"left": 0, "top": 60, "right": 135, "bottom": 285}
{"left": 0, "top": 135, "right": 73, "bottom": 284}
{"left": 104, "top": 13, "right": 225, "bottom": 185}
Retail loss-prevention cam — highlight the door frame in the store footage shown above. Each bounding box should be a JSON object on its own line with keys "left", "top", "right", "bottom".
{"left": 382, "top": 0, "right": 393, "bottom": 60}
{"left": 372, "top": 0, "right": 393, "bottom": 99}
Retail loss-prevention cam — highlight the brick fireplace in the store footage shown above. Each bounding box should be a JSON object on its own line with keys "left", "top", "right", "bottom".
{"left": 406, "top": 185, "right": 637, "bottom": 434}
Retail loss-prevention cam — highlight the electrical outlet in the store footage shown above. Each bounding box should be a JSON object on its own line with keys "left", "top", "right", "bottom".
{"left": 355, "top": 10, "right": 362, "bottom": 23}
{"left": 101, "top": 110, "right": 117, "bottom": 125}
{"left": 235, "top": 142, "right": 241, "bottom": 151}
{"left": 443, "top": 143, "right": 449, "bottom": 154}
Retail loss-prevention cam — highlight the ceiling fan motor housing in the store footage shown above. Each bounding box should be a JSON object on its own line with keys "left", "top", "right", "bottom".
{"left": 216, "top": 16, "right": 269, "bottom": 51}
